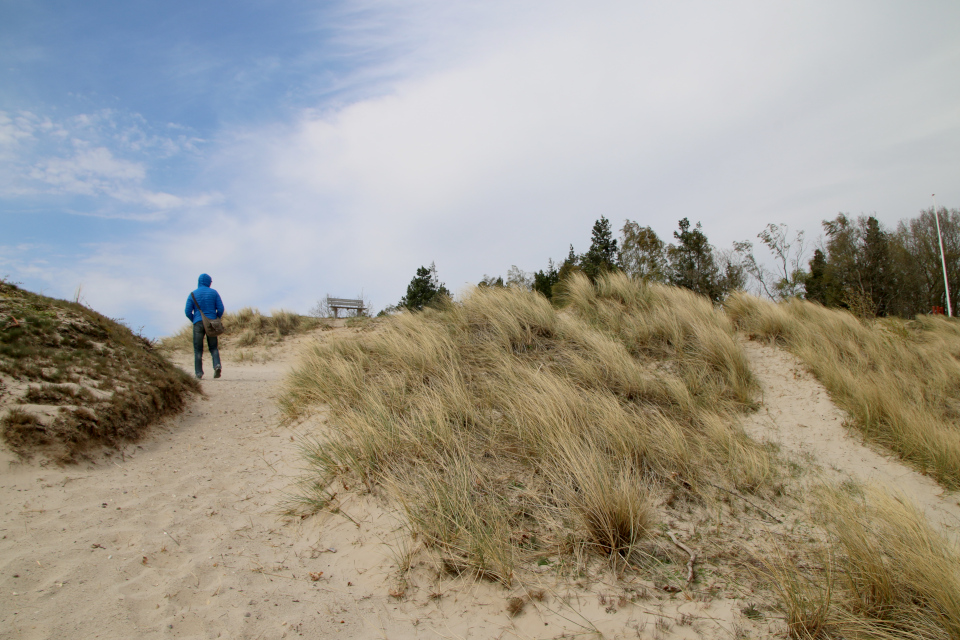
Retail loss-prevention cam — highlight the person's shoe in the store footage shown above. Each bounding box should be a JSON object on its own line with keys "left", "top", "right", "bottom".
{"left": 196, "top": 373, "right": 203, "bottom": 380}
{"left": 214, "top": 367, "right": 222, "bottom": 379}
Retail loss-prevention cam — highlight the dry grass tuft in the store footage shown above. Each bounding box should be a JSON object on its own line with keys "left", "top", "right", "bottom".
{"left": 763, "top": 485, "right": 960, "bottom": 639}
{"left": 394, "top": 449, "right": 516, "bottom": 586}
{"left": 505, "top": 595, "right": 527, "bottom": 616}
{"left": 727, "top": 293, "right": 960, "bottom": 489}
{"left": 762, "top": 546, "right": 835, "bottom": 639}
{"left": 546, "top": 443, "right": 654, "bottom": 559}
{"left": 281, "top": 273, "right": 776, "bottom": 583}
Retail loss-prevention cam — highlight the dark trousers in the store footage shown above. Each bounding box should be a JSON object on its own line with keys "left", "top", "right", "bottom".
{"left": 193, "top": 321, "right": 221, "bottom": 378}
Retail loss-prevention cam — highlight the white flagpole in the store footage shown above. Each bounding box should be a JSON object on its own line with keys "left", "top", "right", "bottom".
{"left": 933, "top": 194, "right": 952, "bottom": 317}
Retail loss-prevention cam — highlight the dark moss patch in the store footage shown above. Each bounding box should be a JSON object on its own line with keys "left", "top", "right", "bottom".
{"left": 1, "top": 407, "right": 50, "bottom": 451}
{"left": 20, "top": 384, "right": 94, "bottom": 406}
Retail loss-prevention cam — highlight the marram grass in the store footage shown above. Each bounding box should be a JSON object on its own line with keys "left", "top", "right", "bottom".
{"left": 762, "top": 484, "right": 960, "bottom": 640}
{"left": 280, "top": 273, "right": 771, "bottom": 583}
{"left": 282, "top": 275, "right": 960, "bottom": 638}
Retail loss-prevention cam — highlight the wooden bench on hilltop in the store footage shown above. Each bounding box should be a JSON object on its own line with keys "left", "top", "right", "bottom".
{"left": 327, "top": 296, "right": 365, "bottom": 318}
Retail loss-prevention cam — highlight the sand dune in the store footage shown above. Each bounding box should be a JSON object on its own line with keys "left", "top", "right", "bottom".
{"left": 1, "top": 327, "right": 956, "bottom": 639}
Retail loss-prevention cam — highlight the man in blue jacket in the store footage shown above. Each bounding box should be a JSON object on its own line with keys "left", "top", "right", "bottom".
{"left": 185, "top": 273, "right": 225, "bottom": 379}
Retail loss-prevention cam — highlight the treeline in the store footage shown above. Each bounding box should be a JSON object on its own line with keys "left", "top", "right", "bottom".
{"left": 493, "top": 216, "right": 748, "bottom": 303}
{"left": 805, "top": 209, "right": 960, "bottom": 317}
{"left": 736, "top": 207, "right": 960, "bottom": 317}
{"left": 400, "top": 206, "right": 960, "bottom": 318}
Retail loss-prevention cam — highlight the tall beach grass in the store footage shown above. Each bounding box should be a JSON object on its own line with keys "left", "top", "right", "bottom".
{"left": 281, "top": 276, "right": 960, "bottom": 637}
{"left": 764, "top": 485, "right": 960, "bottom": 639}
{"left": 280, "top": 273, "right": 773, "bottom": 583}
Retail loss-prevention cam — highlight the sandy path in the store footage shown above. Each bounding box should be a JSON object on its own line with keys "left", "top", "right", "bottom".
{"left": 0, "top": 336, "right": 344, "bottom": 639}
{"left": 741, "top": 339, "right": 960, "bottom": 540}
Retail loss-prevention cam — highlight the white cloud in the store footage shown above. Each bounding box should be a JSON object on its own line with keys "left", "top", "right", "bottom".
{"left": 0, "top": 112, "right": 36, "bottom": 148}
{"left": 5, "top": 1, "right": 960, "bottom": 338}
{"left": 31, "top": 146, "right": 145, "bottom": 192}
{"left": 222, "top": 2, "right": 960, "bottom": 287}
{"left": 0, "top": 108, "right": 211, "bottom": 213}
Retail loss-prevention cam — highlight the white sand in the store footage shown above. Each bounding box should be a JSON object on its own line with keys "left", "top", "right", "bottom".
{"left": 741, "top": 338, "right": 960, "bottom": 541}
{"left": 0, "top": 331, "right": 956, "bottom": 639}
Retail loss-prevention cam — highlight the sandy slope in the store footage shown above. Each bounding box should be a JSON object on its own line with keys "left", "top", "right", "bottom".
{"left": 1, "top": 330, "right": 956, "bottom": 639}
{"left": 741, "top": 339, "right": 960, "bottom": 541}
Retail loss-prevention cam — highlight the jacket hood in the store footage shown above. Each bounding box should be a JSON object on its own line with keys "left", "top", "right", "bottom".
{"left": 198, "top": 273, "right": 212, "bottom": 287}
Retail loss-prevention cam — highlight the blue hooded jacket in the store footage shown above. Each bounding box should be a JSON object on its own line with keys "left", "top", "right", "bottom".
{"left": 185, "top": 274, "right": 225, "bottom": 324}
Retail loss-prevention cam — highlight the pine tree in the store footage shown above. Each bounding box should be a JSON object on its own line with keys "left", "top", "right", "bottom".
{"left": 805, "top": 249, "right": 828, "bottom": 304}
{"left": 667, "top": 218, "right": 721, "bottom": 300}
{"left": 581, "top": 216, "right": 619, "bottom": 281}
{"left": 532, "top": 259, "right": 559, "bottom": 299}
{"left": 400, "top": 263, "right": 450, "bottom": 311}
{"left": 861, "top": 216, "right": 891, "bottom": 316}
{"left": 556, "top": 245, "right": 581, "bottom": 281}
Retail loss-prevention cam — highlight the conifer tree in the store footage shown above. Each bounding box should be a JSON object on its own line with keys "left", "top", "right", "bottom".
{"left": 581, "top": 216, "right": 619, "bottom": 281}
{"left": 400, "top": 262, "right": 450, "bottom": 311}
{"left": 862, "top": 216, "right": 891, "bottom": 316}
{"left": 805, "top": 249, "right": 829, "bottom": 304}
{"left": 667, "top": 218, "right": 721, "bottom": 300}
{"left": 532, "top": 259, "right": 560, "bottom": 299}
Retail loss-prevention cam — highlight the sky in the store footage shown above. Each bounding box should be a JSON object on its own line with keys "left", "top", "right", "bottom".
{"left": 2, "top": 0, "right": 959, "bottom": 337}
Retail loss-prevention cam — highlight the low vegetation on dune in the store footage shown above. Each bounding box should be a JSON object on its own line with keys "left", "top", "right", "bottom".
{"left": 160, "top": 307, "right": 324, "bottom": 352}
{"left": 280, "top": 272, "right": 780, "bottom": 589}
{"left": 281, "top": 274, "right": 960, "bottom": 638}
{"left": 0, "top": 280, "right": 199, "bottom": 462}
{"left": 766, "top": 484, "right": 960, "bottom": 640}
{"left": 724, "top": 294, "right": 960, "bottom": 638}
{"left": 727, "top": 292, "right": 960, "bottom": 490}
